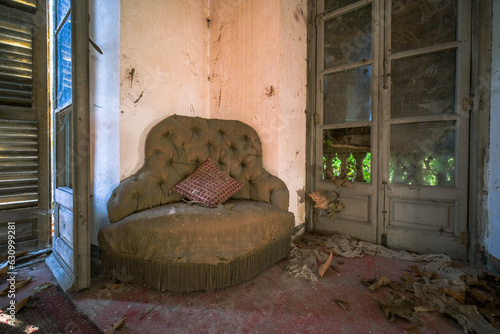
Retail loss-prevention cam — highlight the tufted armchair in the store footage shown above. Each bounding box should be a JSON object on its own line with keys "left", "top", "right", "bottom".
{"left": 98, "top": 115, "right": 295, "bottom": 292}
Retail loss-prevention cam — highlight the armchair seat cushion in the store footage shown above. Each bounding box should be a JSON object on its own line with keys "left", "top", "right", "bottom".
{"left": 99, "top": 200, "right": 294, "bottom": 265}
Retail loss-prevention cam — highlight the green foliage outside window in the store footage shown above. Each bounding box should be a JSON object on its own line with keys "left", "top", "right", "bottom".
{"left": 323, "top": 152, "right": 371, "bottom": 183}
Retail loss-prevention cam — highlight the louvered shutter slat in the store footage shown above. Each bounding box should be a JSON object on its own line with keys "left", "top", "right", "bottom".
{"left": 0, "top": 120, "right": 39, "bottom": 210}
{"left": 0, "top": 17, "right": 33, "bottom": 111}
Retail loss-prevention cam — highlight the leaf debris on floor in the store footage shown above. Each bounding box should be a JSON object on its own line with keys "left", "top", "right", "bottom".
{"left": 285, "top": 232, "right": 500, "bottom": 333}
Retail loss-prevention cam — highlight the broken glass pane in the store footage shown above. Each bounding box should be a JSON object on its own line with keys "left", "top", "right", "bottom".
{"left": 324, "top": 4, "right": 372, "bottom": 69}
{"left": 323, "top": 127, "right": 371, "bottom": 183}
{"left": 324, "top": 66, "right": 372, "bottom": 124}
{"left": 325, "top": 0, "right": 360, "bottom": 13}
{"left": 391, "top": 0, "right": 457, "bottom": 53}
{"left": 391, "top": 49, "right": 456, "bottom": 118}
{"left": 390, "top": 121, "right": 455, "bottom": 186}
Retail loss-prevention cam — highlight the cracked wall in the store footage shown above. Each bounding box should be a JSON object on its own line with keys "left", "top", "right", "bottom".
{"left": 208, "top": 0, "right": 307, "bottom": 225}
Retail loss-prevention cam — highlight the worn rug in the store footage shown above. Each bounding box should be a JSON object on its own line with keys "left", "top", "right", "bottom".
{"left": 0, "top": 285, "right": 102, "bottom": 334}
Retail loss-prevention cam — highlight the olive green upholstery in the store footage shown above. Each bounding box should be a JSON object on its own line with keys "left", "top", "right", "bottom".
{"left": 98, "top": 115, "right": 294, "bottom": 292}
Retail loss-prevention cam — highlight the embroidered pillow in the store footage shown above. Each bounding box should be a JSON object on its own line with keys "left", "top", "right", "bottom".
{"left": 172, "top": 158, "right": 244, "bottom": 208}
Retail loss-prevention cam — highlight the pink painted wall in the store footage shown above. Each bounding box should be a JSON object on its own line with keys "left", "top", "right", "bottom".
{"left": 209, "top": 0, "right": 307, "bottom": 224}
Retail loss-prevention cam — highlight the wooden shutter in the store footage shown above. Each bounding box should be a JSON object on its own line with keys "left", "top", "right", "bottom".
{"left": 0, "top": 0, "right": 49, "bottom": 252}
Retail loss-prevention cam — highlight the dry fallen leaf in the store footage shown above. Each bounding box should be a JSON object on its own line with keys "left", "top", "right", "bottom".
{"left": 368, "top": 276, "right": 392, "bottom": 292}
{"left": 308, "top": 190, "right": 331, "bottom": 210}
{"left": 0, "top": 277, "right": 33, "bottom": 295}
{"left": 110, "top": 282, "right": 124, "bottom": 290}
{"left": 104, "top": 317, "right": 126, "bottom": 334}
{"left": 334, "top": 298, "right": 349, "bottom": 311}
{"left": 373, "top": 292, "right": 418, "bottom": 322}
{"left": 33, "top": 282, "right": 54, "bottom": 292}
{"left": 318, "top": 252, "right": 333, "bottom": 278}
{"left": 401, "top": 271, "right": 421, "bottom": 291}
{"left": 443, "top": 286, "right": 466, "bottom": 304}
{"left": 403, "top": 325, "right": 422, "bottom": 334}
{"left": 15, "top": 295, "right": 30, "bottom": 312}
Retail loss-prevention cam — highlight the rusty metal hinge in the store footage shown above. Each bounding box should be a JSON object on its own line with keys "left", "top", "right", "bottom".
{"left": 460, "top": 231, "right": 470, "bottom": 246}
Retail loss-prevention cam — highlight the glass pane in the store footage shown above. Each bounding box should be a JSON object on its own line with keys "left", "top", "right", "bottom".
{"left": 324, "top": 66, "right": 371, "bottom": 124}
{"left": 56, "top": 0, "right": 70, "bottom": 27}
{"left": 390, "top": 121, "right": 455, "bottom": 186}
{"left": 56, "top": 15, "right": 72, "bottom": 110}
{"left": 391, "top": 49, "right": 456, "bottom": 118}
{"left": 324, "top": 4, "right": 372, "bottom": 69}
{"left": 391, "top": 0, "right": 457, "bottom": 53}
{"left": 55, "top": 110, "right": 73, "bottom": 188}
{"left": 323, "top": 127, "right": 371, "bottom": 183}
{"left": 325, "top": 0, "right": 359, "bottom": 12}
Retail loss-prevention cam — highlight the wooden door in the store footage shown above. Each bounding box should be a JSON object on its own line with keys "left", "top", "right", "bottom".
{"left": 45, "top": 0, "right": 90, "bottom": 291}
{"left": 378, "top": 0, "right": 471, "bottom": 259}
{"left": 312, "top": 0, "right": 380, "bottom": 243}
{"left": 0, "top": 0, "right": 50, "bottom": 255}
{"left": 310, "top": 0, "right": 471, "bottom": 260}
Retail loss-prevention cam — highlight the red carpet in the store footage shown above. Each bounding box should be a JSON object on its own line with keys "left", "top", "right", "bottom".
{"left": 0, "top": 285, "right": 102, "bottom": 334}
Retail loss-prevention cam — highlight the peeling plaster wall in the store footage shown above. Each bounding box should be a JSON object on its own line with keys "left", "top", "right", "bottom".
{"left": 209, "top": 0, "right": 307, "bottom": 225}
{"left": 120, "top": 0, "right": 210, "bottom": 178}
{"left": 89, "top": 0, "right": 121, "bottom": 244}
{"left": 278, "top": 0, "right": 307, "bottom": 225}
{"left": 487, "top": 0, "right": 500, "bottom": 263}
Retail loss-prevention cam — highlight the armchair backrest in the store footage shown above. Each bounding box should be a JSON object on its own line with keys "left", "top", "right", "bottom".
{"left": 107, "top": 115, "right": 290, "bottom": 222}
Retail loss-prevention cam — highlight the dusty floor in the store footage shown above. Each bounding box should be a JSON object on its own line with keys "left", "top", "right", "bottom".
{"left": 1, "top": 245, "right": 498, "bottom": 334}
